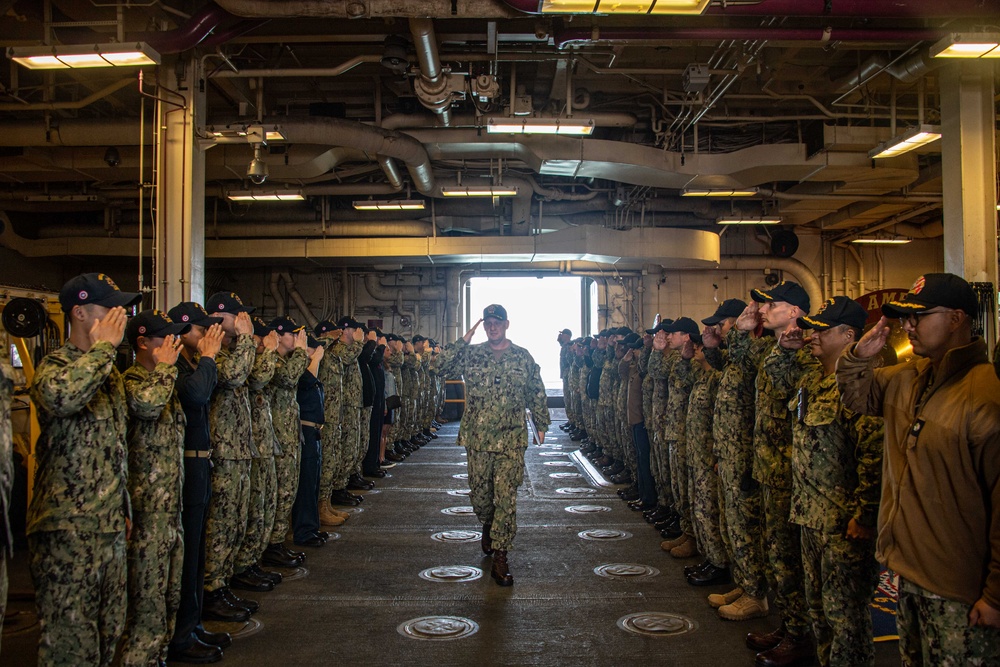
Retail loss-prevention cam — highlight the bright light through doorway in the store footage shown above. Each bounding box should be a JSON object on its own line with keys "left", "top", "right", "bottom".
{"left": 466, "top": 276, "right": 595, "bottom": 389}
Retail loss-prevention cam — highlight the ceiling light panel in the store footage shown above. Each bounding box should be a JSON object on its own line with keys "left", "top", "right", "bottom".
{"left": 8, "top": 43, "right": 161, "bottom": 70}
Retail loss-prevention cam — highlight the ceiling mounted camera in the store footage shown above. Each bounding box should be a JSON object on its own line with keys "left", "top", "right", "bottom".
{"left": 246, "top": 144, "right": 268, "bottom": 185}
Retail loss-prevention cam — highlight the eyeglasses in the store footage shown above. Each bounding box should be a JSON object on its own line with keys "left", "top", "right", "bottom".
{"left": 899, "top": 308, "right": 954, "bottom": 328}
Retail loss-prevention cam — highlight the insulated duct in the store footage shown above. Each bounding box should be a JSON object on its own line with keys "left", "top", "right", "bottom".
{"left": 718, "top": 255, "right": 823, "bottom": 311}
{"left": 363, "top": 274, "right": 446, "bottom": 301}
{"left": 410, "top": 18, "right": 452, "bottom": 126}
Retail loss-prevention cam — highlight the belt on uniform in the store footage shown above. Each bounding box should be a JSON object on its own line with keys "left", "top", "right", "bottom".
{"left": 184, "top": 450, "right": 212, "bottom": 458}
{"left": 301, "top": 420, "right": 324, "bottom": 430}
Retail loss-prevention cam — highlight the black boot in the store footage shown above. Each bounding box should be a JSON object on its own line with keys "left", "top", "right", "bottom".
{"left": 221, "top": 587, "right": 258, "bottom": 615}
{"left": 251, "top": 563, "right": 282, "bottom": 585}
{"left": 195, "top": 626, "right": 232, "bottom": 648}
{"left": 230, "top": 567, "right": 274, "bottom": 592}
{"left": 201, "top": 589, "right": 250, "bottom": 623}
{"left": 166, "top": 638, "right": 223, "bottom": 664}
{"left": 262, "top": 543, "right": 301, "bottom": 569}
{"left": 481, "top": 522, "right": 494, "bottom": 555}
{"left": 330, "top": 488, "right": 362, "bottom": 506}
{"left": 491, "top": 550, "right": 513, "bottom": 586}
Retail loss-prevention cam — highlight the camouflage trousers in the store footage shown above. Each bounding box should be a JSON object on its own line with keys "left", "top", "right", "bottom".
{"left": 897, "top": 578, "right": 1000, "bottom": 667}
{"left": 334, "top": 408, "right": 360, "bottom": 488}
{"left": 620, "top": 413, "right": 637, "bottom": 480}
{"left": 236, "top": 455, "right": 276, "bottom": 571}
{"left": 719, "top": 459, "right": 766, "bottom": 597}
{"left": 800, "top": 526, "right": 879, "bottom": 667}
{"left": 599, "top": 405, "right": 617, "bottom": 458}
{"left": 762, "top": 484, "right": 809, "bottom": 637}
{"left": 203, "top": 458, "right": 251, "bottom": 592}
{"left": 121, "top": 511, "right": 183, "bottom": 667}
{"left": 689, "top": 458, "right": 728, "bottom": 568}
{"left": 0, "top": 555, "right": 5, "bottom": 656}
{"left": 667, "top": 438, "right": 693, "bottom": 534}
{"left": 28, "top": 529, "right": 126, "bottom": 667}
{"left": 582, "top": 398, "right": 596, "bottom": 439}
{"left": 354, "top": 406, "right": 373, "bottom": 474}
{"left": 272, "top": 438, "right": 301, "bottom": 544}
{"left": 467, "top": 448, "right": 525, "bottom": 552}
{"left": 319, "top": 421, "right": 342, "bottom": 501}
{"left": 650, "top": 427, "right": 672, "bottom": 508}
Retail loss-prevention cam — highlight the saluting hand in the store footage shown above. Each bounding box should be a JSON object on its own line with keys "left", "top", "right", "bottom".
{"left": 854, "top": 316, "right": 890, "bottom": 359}
{"left": 198, "top": 324, "right": 225, "bottom": 359}
{"left": 310, "top": 344, "right": 325, "bottom": 363}
{"left": 234, "top": 311, "right": 253, "bottom": 336}
{"left": 367, "top": 329, "right": 377, "bottom": 342}
{"left": 778, "top": 326, "right": 805, "bottom": 350}
{"left": 263, "top": 330, "right": 279, "bottom": 352}
{"left": 736, "top": 302, "right": 760, "bottom": 332}
{"left": 701, "top": 325, "right": 722, "bottom": 349}
{"left": 652, "top": 330, "right": 667, "bottom": 351}
{"left": 463, "top": 318, "right": 482, "bottom": 343}
{"left": 294, "top": 329, "right": 308, "bottom": 350}
{"left": 90, "top": 306, "right": 127, "bottom": 347}
{"left": 680, "top": 339, "right": 695, "bottom": 360}
{"left": 153, "top": 334, "right": 182, "bottom": 365}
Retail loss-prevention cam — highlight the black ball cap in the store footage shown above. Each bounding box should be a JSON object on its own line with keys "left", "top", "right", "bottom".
{"left": 337, "top": 316, "right": 362, "bottom": 329}
{"left": 168, "top": 302, "right": 222, "bottom": 328}
{"left": 799, "top": 296, "right": 868, "bottom": 331}
{"left": 59, "top": 273, "right": 142, "bottom": 313}
{"left": 664, "top": 317, "right": 700, "bottom": 336}
{"left": 750, "top": 281, "right": 810, "bottom": 313}
{"left": 252, "top": 317, "right": 274, "bottom": 338}
{"left": 307, "top": 335, "right": 324, "bottom": 349}
{"left": 881, "top": 273, "right": 979, "bottom": 318}
{"left": 483, "top": 304, "right": 507, "bottom": 321}
{"left": 126, "top": 309, "right": 190, "bottom": 347}
{"left": 269, "top": 316, "right": 305, "bottom": 334}
{"left": 207, "top": 291, "right": 255, "bottom": 315}
{"left": 622, "top": 332, "right": 643, "bottom": 349}
{"left": 412, "top": 334, "right": 427, "bottom": 343}
{"left": 702, "top": 298, "right": 748, "bottom": 325}
{"left": 645, "top": 319, "right": 674, "bottom": 334}
{"left": 558, "top": 328, "right": 572, "bottom": 336}
{"left": 314, "top": 320, "right": 342, "bottom": 336}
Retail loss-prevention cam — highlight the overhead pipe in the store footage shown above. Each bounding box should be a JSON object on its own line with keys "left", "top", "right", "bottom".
{"left": 269, "top": 271, "right": 286, "bottom": 316}
{"left": 504, "top": 0, "right": 995, "bottom": 18}
{"left": 410, "top": 18, "right": 452, "bottom": 126}
{"left": 378, "top": 156, "right": 404, "bottom": 189}
{"left": 718, "top": 255, "right": 823, "bottom": 308}
{"left": 36, "top": 221, "right": 434, "bottom": 239}
{"left": 380, "top": 111, "right": 637, "bottom": 131}
{"left": 553, "top": 27, "right": 944, "bottom": 48}
{"left": 215, "top": 0, "right": 518, "bottom": 18}
{"left": 396, "top": 293, "right": 418, "bottom": 334}
{"left": 211, "top": 55, "right": 382, "bottom": 78}
{"left": 0, "top": 78, "right": 134, "bottom": 112}
{"left": 363, "top": 274, "right": 446, "bottom": 302}
{"left": 277, "top": 271, "right": 320, "bottom": 328}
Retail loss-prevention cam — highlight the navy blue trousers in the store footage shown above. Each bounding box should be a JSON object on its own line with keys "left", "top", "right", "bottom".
{"left": 292, "top": 427, "right": 322, "bottom": 543}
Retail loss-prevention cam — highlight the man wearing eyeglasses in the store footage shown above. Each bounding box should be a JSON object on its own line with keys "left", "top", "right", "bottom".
{"left": 837, "top": 273, "right": 1000, "bottom": 665}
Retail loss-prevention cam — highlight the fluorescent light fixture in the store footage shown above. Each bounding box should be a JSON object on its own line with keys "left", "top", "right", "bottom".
{"left": 487, "top": 117, "right": 595, "bottom": 135}
{"left": 353, "top": 199, "right": 426, "bottom": 211}
{"left": 441, "top": 186, "right": 519, "bottom": 197}
{"left": 8, "top": 42, "right": 160, "bottom": 70}
{"left": 716, "top": 216, "right": 782, "bottom": 225}
{"left": 929, "top": 33, "right": 1000, "bottom": 59}
{"left": 851, "top": 237, "right": 912, "bottom": 245}
{"left": 682, "top": 188, "right": 758, "bottom": 197}
{"left": 540, "top": 0, "right": 710, "bottom": 14}
{"left": 868, "top": 125, "right": 941, "bottom": 159}
{"left": 227, "top": 190, "right": 304, "bottom": 202}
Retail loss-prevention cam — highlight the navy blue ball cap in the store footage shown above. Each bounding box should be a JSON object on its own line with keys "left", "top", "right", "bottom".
{"left": 269, "top": 316, "right": 304, "bottom": 335}
{"left": 622, "top": 332, "right": 643, "bottom": 349}
{"left": 645, "top": 319, "right": 674, "bottom": 335}
{"left": 702, "top": 298, "right": 748, "bottom": 325}
{"left": 307, "top": 335, "right": 324, "bottom": 349}
{"left": 798, "top": 296, "right": 868, "bottom": 331}
{"left": 207, "top": 291, "right": 255, "bottom": 315}
{"left": 59, "top": 273, "right": 142, "bottom": 313}
{"left": 168, "top": 302, "right": 222, "bottom": 328}
{"left": 483, "top": 304, "right": 508, "bottom": 321}
{"left": 127, "top": 309, "right": 190, "bottom": 347}
{"left": 337, "top": 315, "right": 362, "bottom": 329}
{"left": 251, "top": 316, "right": 274, "bottom": 338}
{"left": 664, "top": 317, "right": 700, "bottom": 336}
{"left": 314, "top": 320, "right": 342, "bottom": 336}
{"left": 750, "top": 281, "right": 810, "bottom": 313}
{"left": 881, "top": 273, "right": 979, "bottom": 318}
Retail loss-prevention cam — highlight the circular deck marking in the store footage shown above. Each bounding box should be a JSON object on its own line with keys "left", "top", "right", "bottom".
{"left": 538, "top": 451, "right": 567, "bottom": 457}
{"left": 0, "top": 610, "right": 39, "bottom": 636}
{"left": 564, "top": 504, "right": 612, "bottom": 514}
{"left": 537, "top": 444, "right": 564, "bottom": 449}
{"left": 452, "top": 473, "right": 469, "bottom": 480}
{"left": 595, "top": 563, "right": 660, "bottom": 579}
{"left": 578, "top": 529, "right": 632, "bottom": 541}
{"left": 543, "top": 461, "right": 574, "bottom": 467}
{"left": 616, "top": 612, "right": 697, "bottom": 638}
{"left": 272, "top": 565, "right": 309, "bottom": 581}
{"left": 447, "top": 489, "right": 471, "bottom": 496}
{"left": 204, "top": 617, "right": 264, "bottom": 640}
{"left": 335, "top": 506, "right": 363, "bottom": 515}
{"left": 315, "top": 532, "right": 341, "bottom": 542}
{"left": 441, "top": 506, "right": 476, "bottom": 516}
{"left": 549, "top": 472, "right": 583, "bottom": 479}
{"left": 398, "top": 616, "right": 479, "bottom": 641}
{"left": 431, "top": 530, "right": 481, "bottom": 543}
{"left": 418, "top": 565, "right": 483, "bottom": 583}
{"left": 556, "top": 487, "right": 597, "bottom": 495}
{"left": 357, "top": 489, "right": 380, "bottom": 495}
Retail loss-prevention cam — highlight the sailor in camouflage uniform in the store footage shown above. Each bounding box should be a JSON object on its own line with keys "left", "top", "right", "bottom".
{"left": 789, "top": 297, "right": 883, "bottom": 667}
{"left": 1, "top": 359, "right": 14, "bottom": 657}
{"left": 328, "top": 317, "right": 364, "bottom": 506}
{"left": 203, "top": 292, "right": 259, "bottom": 619}
{"left": 436, "top": 304, "right": 549, "bottom": 586}
{"left": 28, "top": 273, "right": 141, "bottom": 667}
{"left": 737, "top": 281, "right": 819, "bottom": 667}
{"left": 120, "top": 310, "right": 190, "bottom": 667}
{"left": 557, "top": 329, "right": 574, "bottom": 428}
{"left": 314, "top": 321, "right": 350, "bottom": 517}
{"left": 230, "top": 317, "right": 280, "bottom": 594}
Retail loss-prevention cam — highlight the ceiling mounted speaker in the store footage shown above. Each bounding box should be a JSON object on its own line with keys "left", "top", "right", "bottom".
{"left": 2, "top": 297, "right": 49, "bottom": 338}
{"left": 770, "top": 229, "right": 799, "bottom": 258}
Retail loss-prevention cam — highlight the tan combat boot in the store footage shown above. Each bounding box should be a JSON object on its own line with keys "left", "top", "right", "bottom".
{"left": 319, "top": 500, "right": 346, "bottom": 527}
{"left": 660, "top": 534, "right": 688, "bottom": 552}
{"left": 669, "top": 534, "right": 697, "bottom": 558}
{"left": 708, "top": 587, "right": 744, "bottom": 609}
{"left": 717, "top": 592, "right": 769, "bottom": 621}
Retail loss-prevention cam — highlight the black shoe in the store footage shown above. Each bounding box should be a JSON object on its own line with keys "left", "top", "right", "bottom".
{"left": 196, "top": 626, "right": 232, "bottom": 649}
{"left": 330, "top": 489, "right": 362, "bottom": 506}
{"left": 250, "top": 564, "right": 282, "bottom": 585}
{"left": 660, "top": 525, "right": 684, "bottom": 539}
{"left": 684, "top": 559, "right": 712, "bottom": 576}
{"left": 364, "top": 469, "right": 387, "bottom": 478}
{"left": 167, "top": 638, "right": 223, "bottom": 664}
{"left": 385, "top": 451, "right": 406, "bottom": 462}
{"left": 645, "top": 508, "right": 671, "bottom": 524}
{"left": 283, "top": 544, "right": 306, "bottom": 561}
{"left": 231, "top": 568, "right": 274, "bottom": 592}
{"left": 222, "top": 587, "right": 258, "bottom": 614}
{"left": 620, "top": 488, "right": 641, "bottom": 502}
{"left": 347, "top": 474, "right": 374, "bottom": 490}
{"left": 202, "top": 589, "right": 250, "bottom": 623}
{"left": 379, "top": 459, "right": 398, "bottom": 469}
{"left": 315, "top": 531, "right": 330, "bottom": 541}
{"left": 294, "top": 536, "right": 325, "bottom": 548}
{"left": 611, "top": 472, "right": 633, "bottom": 485}
{"left": 262, "top": 544, "right": 302, "bottom": 569}
{"left": 481, "top": 522, "right": 494, "bottom": 555}
{"left": 491, "top": 550, "right": 513, "bottom": 586}
{"left": 688, "top": 565, "right": 731, "bottom": 587}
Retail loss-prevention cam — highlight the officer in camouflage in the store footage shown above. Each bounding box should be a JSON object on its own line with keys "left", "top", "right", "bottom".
{"left": 788, "top": 296, "right": 883, "bottom": 667}
{"left": 120, "top": 310, "right": 189, "bottom": 667}
{"left": 327, "top": 317, "right": 364, "bottom": 506}
{"left": 1, "top": 359, "right": 14, "bottom": 657}
{"left": 203, "top": 292, "right": 258, "bottom": 620}
{"left": 28, "top": 272, "right": 141, "bottom": 667}
{"left": 314, "top": 321, "right": 350, "bottom": 518}
{"left": 436, "top": 304, "right": 549, "bottom": 586}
